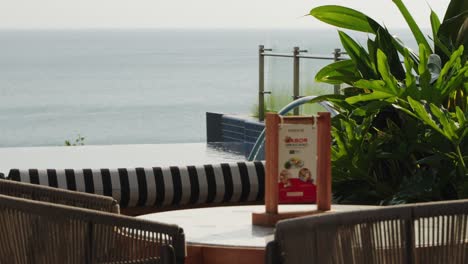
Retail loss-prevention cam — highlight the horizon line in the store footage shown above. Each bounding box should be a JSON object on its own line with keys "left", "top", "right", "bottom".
{"left": 0, "top": 26, "right": 426, "bottom": 31}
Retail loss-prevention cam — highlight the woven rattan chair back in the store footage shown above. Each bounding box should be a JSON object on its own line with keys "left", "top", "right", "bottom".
{"left": 267, "top": 207, "right": 413, "bottom": 264}
{"left": 0, "top": 179, "right": 119, "bottom": 213}
{"left": 411, "top": 199, "right": 468, "bottom": 264}
{"left": 0, "top": 194, "right": 185, "bottom": 264}
{"left": 267, "top": 199, "right": 468, "bottom": 264}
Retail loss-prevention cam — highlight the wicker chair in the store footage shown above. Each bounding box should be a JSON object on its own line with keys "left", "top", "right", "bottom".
{"left": 0, "top": 194, "right": 185, "bottom": 264}
{"left": 0, "top": 179, "right": 119, "bottom": 213}
{"left": 266, "top": 199, "right": 468, "bottom": 264}
{"left": 411, "top": 199, "right": 468, "bottom": 263}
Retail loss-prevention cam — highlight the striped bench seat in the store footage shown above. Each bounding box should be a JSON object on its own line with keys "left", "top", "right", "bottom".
{"left": 7, "top": 161, "right": 265, "bottom": 215}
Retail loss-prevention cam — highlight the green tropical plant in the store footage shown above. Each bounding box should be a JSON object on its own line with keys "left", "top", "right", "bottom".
{"left": 309, "top": 0, "right": 468, "bottom": 204}
{"left": 65, "top": 134, "right": 86, "bottom": 146}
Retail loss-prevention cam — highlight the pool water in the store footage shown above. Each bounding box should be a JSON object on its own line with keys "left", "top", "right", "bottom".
{"left": 0, "top": 143, "right": 246, "bottom": 174}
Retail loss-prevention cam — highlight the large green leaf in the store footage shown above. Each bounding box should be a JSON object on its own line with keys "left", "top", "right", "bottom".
{"left": 375, "top": 28, "right": 406, "bottom": 80}
{"left": 353, "top": 79, "right": 387, "bottom": 93}
{"left": 309, "top": 6, "right": 380, "bottom": 33}
{"left": 306, "top": 94, "right": 354, "bottom": 113}
{"left": 338, "top": 31, "right": 377, "bottom": 79}
{"left": 418, "top": 45, "right": 433, "bottom": 96}
{"left": 402, "top": 49, "right": 419, "bottom": 99}
{"left": 434, "top": 45, "right": 465, "bottom": 98}
{"left": 438, "top": 7, "right": 468, "bottom": 62}
{"left": 441, "top": 68, "right": 467, "bottom": 100}
{"left": 458, "top": 18, "right": 468, "bottom": 49}
{"left": 431, "top": 10, "right": 441, "bottom": 39}
{"left": 430, "top": 9, "right": 448, "bottom": 58}
{"left": 429, "top": 104, "right": 457, "bottom": 141}
{"left": 443, "top": 0, "right": 468, "bottom": 23}
{"left": 448, "top": 12, "right": 468, "bottom": 57}
{"left": 332, "top": 126, "right": 348, "bottom": 157}
{"left": 392, "top": 0, "right": 433, "bottom": 53}
{"left": 456, "top": 106, "right": 466, "bottom": 127}
{"left": 346, "top": 91, "right": 394, "bottom": 104}
{"left": 309, "top": 3, "right": 421, "bottom": 69}
{"left": 407, "top": 97, "right": 445, "bottom": 136}
{"left": 315, "top": 60, "right": 359, "bottom": 85}
{"left": 433, "top": 35, "right": 453, "bottom": 59}
{"left": 392, "top": 102, "right": 419, "bottom": 120}
{"left": 353, "top": 101, "right": 392, "bottom": 116}
{"left": 367, "top": 39, "right": 378, "bottom": 71}
{"left": 376, "top": 49, "right": 401, "bottom": 96}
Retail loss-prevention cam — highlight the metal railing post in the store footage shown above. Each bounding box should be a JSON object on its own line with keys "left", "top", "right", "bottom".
{"left": 259, "top": 45, "right": 265, "bottom": 121}
{"left": 293, "top": 47, "right": 300, "bottom": 115}
{"left": 333, "top": 48, "right": 341, "bottom": 95}
{"left": 293, "top": 47, "right": 307, "bottom": 115}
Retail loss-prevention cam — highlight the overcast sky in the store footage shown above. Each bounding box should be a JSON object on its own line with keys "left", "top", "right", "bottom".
{"left": 0, "top": 0, "right": 451, "bottom": 29}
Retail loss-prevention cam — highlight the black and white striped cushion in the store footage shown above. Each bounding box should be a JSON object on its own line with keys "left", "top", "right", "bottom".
{"left": 7, "top": 162, "right": 265, "bottom": 209}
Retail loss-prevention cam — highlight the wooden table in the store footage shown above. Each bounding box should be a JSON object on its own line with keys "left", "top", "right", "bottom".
{"left": 137, "top": 204, "right": 379, "bottom": 264}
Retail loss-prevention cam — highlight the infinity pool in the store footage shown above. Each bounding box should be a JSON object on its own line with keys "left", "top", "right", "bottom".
{"left": 0, "top": 143, "right": 246, "bottom": 174}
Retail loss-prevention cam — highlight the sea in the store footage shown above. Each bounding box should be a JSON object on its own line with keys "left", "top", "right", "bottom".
{"left": 0, "top": 29, "right": 417, "bottom": 148}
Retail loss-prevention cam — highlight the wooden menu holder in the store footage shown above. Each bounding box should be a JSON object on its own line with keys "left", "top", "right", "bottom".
{"left": 252, "top": 112, "right": 331, "bottom": 227}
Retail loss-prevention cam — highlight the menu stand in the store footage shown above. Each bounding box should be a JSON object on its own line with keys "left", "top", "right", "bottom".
{"left": 252, "top": 112, "right": 331, "bottom": 227}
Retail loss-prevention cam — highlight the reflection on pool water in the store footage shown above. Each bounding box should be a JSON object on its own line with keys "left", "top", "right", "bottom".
{"left": 0, "top": 142, "right": 247, "bottom": 173}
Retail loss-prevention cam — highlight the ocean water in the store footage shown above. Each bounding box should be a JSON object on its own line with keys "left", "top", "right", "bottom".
{"left": 0, "top": 29, "right": 416, "bottom": 147}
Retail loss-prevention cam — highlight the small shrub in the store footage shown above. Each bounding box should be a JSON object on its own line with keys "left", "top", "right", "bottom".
{"left": 65, "top": 134, "right": 86, "bottom": 146}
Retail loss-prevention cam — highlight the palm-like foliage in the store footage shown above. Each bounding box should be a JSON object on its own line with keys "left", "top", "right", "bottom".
{"left": 309, "top": 0, "right": 468, "bottom": 204}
